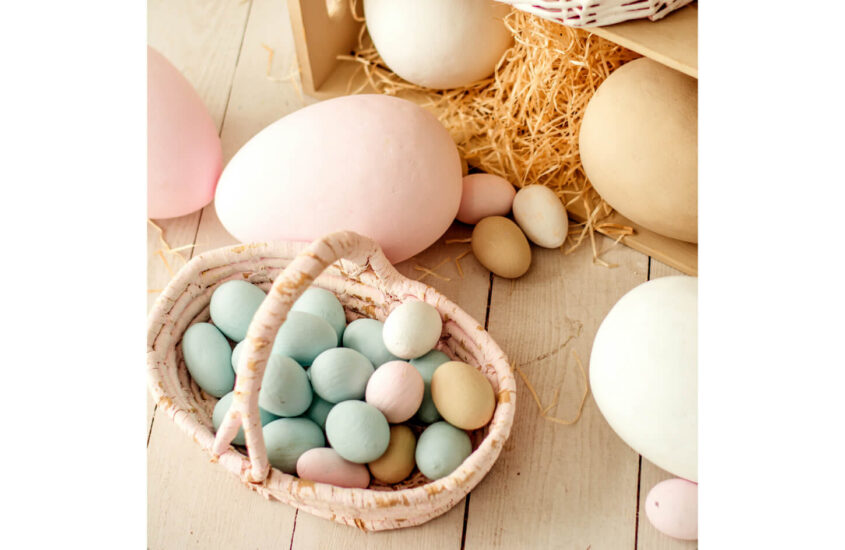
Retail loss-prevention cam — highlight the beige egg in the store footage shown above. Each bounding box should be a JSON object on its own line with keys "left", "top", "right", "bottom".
{"left": 579, "top": 57, "right": 698, "bottom": 243}
{"left": 431, "top": 361, "right": 495, "bottom": 430}
{"left": 368, "top": 425, "right": 417, "bottom": 484}
{"left": 471, "top": 216, "right": 531, "bottom": 279}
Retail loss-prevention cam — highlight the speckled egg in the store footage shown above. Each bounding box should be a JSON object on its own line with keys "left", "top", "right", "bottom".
{"left": 342, "top": 318, "right": 398, "bottom": 367}
{"left": 456, "top": 173, "right": 516, "bottom": 225}
{"left": 296, "top": 447, "right": 371, "bottom": 489}
{"left": 382, "top": 301, "right": 442, "bottom": 360}
{"left": 209, "top": 280, "right": 266, "bottom": 342}
{"left": 471, "top": 216, "right": 531, "bottom": 279}
{"left": 512, "top": 185, "right": 569, "bottom": 248}
{"left": 212, "top": 391, "right": 279, "bottom": 446}
{"left": 263, "top": 417, "right": 325, "bottom": 474}
{"left": 258, "top": 355, "right": 312, "bottom": 417}
{"left": 272, "top": 311, "right": 337, "bottom": 366}
{"left": 304, "top": 395, "right": 334, "bottom": 430}
{"left": 181, "top": 322, "right": 234, "bottom": 398}
{"left": 291, "top": 287, "right": 346, "bottom": 345}
{"left": 309, "top": 348, "right": 375, "bottom": 403}
{"left": 368, "top": 425, "right": 417, "bottom": 484}
{"left": 645, "top": 478, "right": 698, "bottom": 541}
{"left": 415, "top": 421, "right": 472, "bottom": 480}
{"left": 431, "top": 361, "right": 495, "bottom": 430}
{"left": 325, "top": 401, "right": 390, "bottom": 463}
{"left": 410, "top": 349, "right": 450, "bottom": 423}
{"left": 365, "top": 361, "right": 424, "bottom": 423}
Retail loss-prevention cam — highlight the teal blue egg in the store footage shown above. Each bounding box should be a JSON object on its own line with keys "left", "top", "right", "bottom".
{"left": 231, "top": 340, "right": 245, "bottom": 372}
{"left": 410, "top": 350, "right": 451, "bottom": 424}
{"left": 272, "top": 311, "right": 337, "bottom": 366}
{"left": 263, "top": 417, "right": 325, "bottom": 474}
{"left": 325, "top": 401, "right": 390, "bottom": 463}
{"left": 182, "top": 322, "right": 235, "bottom": 397}
{"left": 415, "top": 421, "right": 472, "bottom": 480}
{"left": 342, "top": 318, "right": 399, "bottom": 367}
{"left": 258, "top": 355, "right": 313, "bottom": 417}
{"left": 212, "top": 391, "right": 279, "bottom": 446}
{"left": 309, "top": 348, "right": 374, "bottom": 403}
{"left": 291, "top": 287, "right": 346, "bottom": 345}
{"left": 209, "top": 280, "right": 266, "bottom": 342}
{"left": 304, "top": 395, "right": 334, "bottom": 430}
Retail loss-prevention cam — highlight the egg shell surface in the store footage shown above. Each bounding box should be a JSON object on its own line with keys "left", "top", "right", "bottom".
{"left": 212, "top": 391, "right": 279, "bottom": 446}
{"left": 645, "top": 478, "right": 698, "bottom": 540}
{"left": 263, "top": 417, "right": 325, "bottom": 474}
{"left": 209, "top": 280, "right": 266, "bottom": 342}
{"left": 382, "top": 301, "right": 443, "bottom": 360}
{"left": 309, "top": 348, "right": 375, "bottom": 403}
{"left": 471, "top": 216, "right": 531, "bottom": 279}
{"left": 296, "top": 447, "right": 371, "bottom": 489}
{"left": 590, "top": 276, "right": 698, "bottom": 481}
{"left": 325, "top": 401, "right": 390, "bottom": 463}
{"left": 410, "top": 349, "right": 450, "bottom": 423}
{"left": 230, "top": 340, "right": 245, "bottom": 373}
{"left": 304, "top": 395, "right": 334, "bottom": 430}
{"left": 271, "top": 311, "right": 337, "bottom": 366}
{"left": 258, "top": 355, "right": 313, "bottom": 417}
{"left": 431, "top": 361, "right": 495, "bottom": 430}
{"left": 291, "top": 287, "right": 346, "bottom": 345}
{"left": 215, "top": 94, "right": 462, "bottom": 263}
{"left": 456, "top": 173, "right": 516, "bottom": 225}
{"left": 342, "top": 318, "right": 398, "bottom": 368}
{"left": 415, "top": 422, "right": 472, "bottom": 480}
{"left": 147, "top": 46, "right": 222, "bottom": 219}
{"left": 368, "top": 425, "right": 417, "bottom": 484}
{"left": 365, "top": 361, "right": 425, "bottom": 423}
{"left": 181, "top": 322, "right": 234, "bottom": 398}
{"left": 512, "top": 185, "right": 569, "bottom": 248}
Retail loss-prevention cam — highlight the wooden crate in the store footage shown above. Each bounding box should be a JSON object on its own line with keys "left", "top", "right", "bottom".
{"left": 287, "top": 1, "right": 698, "bottom": 275}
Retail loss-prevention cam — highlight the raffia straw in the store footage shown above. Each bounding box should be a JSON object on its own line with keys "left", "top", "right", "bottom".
{"left": 454, "top": 249, "right": 471, "bottom": 279}
{"left": 542, "top": 351, "right": 589, "bottom": 426}
{"left": 445, "top": 238, "right": 473, "bottom": 244}
{"left": 514, "top": 349, "right": 589, "bottom": 427}
{"left": 414, "top": 257, "right": 451, "bottom": 282}
{"left": 261, "top": 43, "right": 274, "bottom": 77}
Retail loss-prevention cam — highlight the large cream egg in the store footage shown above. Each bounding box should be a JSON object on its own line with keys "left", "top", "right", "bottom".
{"left": 364, "top": 0, "right": 513, "bottom": 89}
{"left": 579, "top": 58, "right": 698, "bottom": 243}
{"left": 590, "top": 276, "right": 697, "bottom": 481}
{"left": 215, "top": 95, "right": 462, "bottom": 263}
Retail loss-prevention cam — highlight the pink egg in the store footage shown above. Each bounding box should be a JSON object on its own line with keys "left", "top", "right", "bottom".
{"left": 295, "top": 447, "right": 370, "bottom": 489}
{"left": 148, "top": 46, "right": 222, "bottom": 219}
{"left": 645, "top": 478, "right": 698, "bottom": 540}
{"left": 456, "top": 173, "right": 516, "bottom": 225}
{"left": 365, "top": 361, "right": 424, "bottom": 423}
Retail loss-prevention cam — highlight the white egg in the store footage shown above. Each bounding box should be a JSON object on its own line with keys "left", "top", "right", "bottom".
{"left": 382, "top": 301, "right": 442, "bottom": 360}
{"left": 512, "top": 185, "right": 569, "bottom": 248}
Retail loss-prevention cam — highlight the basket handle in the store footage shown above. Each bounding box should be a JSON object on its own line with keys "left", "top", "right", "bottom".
{"left": 211, "top": 231, "right": 399, "bottom": 482}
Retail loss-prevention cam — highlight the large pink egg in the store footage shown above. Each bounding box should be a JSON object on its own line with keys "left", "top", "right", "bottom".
{"left": 214, "top": 95, "right": 462, "bottom": 263}
{"left": 148, "top": 46, "right": 222, "bottom": 219}
{"left": 645, "top": 478, "right": 698, "bottom": 540}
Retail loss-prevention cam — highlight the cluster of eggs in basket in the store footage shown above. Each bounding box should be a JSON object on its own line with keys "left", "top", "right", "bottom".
{"left": 181, "top": 280, "right": 496, "bottom": 488}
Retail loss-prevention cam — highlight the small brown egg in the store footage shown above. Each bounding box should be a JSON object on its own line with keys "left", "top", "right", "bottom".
{"left": 368, "top": 425, "right": 417, "bottom": 484}
{"left": 430, "top": 361, "right": 495, "bottom": 430}
{"left": 471, "top": 216, "right": 531, "bottom": 279}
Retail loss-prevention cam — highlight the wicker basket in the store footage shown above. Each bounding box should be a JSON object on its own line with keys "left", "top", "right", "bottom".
{"left": 147, "top": 231, "right": 516, "bottom": 531}
{"left": 494, "top": 0, "right": 693, "bottom": 27}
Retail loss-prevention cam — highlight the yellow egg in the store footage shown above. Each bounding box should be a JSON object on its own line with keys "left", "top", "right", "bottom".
{"left": 431, "top": 361, "right": 495, "bottom": 430}
{"left": 471, "top": 216, "right": 531, "bottom": 279}
{"left": 368, "top": 425, "right": 417, "bottom": 484}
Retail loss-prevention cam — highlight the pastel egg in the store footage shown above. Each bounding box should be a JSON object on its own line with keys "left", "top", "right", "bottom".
{"left": 410, "top": 349, "right": 450, "bottom": 423}
{"left": 181, "top": 322, "right": 234, "bottom": 397}
{"left": 431, "top": 361, "right": 495, "bottom": 430}
{"left": 272, "top": 311, "right": 337, "bottom": 366}
{"left": 365, "top": 361, "right": 424, "bottom": 423}
{"left": 415, "top": 421, "right": 472, "bottom": 480}
{"left": 258, "top": 355, "right": 312, "bottom": 417}
{"left": 512, "top": 185, "right": 569, "bottom": 248}
{"left": 309, "top": 348, "right": 375, "bottom": 403}
{"left": 325, "top": 401, "right": 390, "bottom": 463}
{"left": 368, "top": 425, "right": 417, "bottom": 484}
{"left": 342, "top": 318, "right": 398, "bottom": 367}
{"left": 215, "top": 94, "right": 462, "bottom": 263}
{"left": 382, "top": 301, "right": 442, "bottom": 360}
{"left": 645, "top": 478, "right": 698, "bottom": 540}
{"left": 291, "top": 287, "right": 346, "bottom": 345}
{"left": 456, "top": 173, "right": 516, "bottom": 225}
{"left": 230, "top": 340, "right": 245, "bottom": 372}
{"left": 209, "top": 280, "right": 266, "bottom": 342}
{"left": 471, "top": 216, "right": 531, "bottom": 279}
{"left": 147, "top": 46, "right": 222, "bottom": 219}
{"left": 296, "top": 447, "right": 370, "bottom": 489}
{"left": 212, "top": 391, "right": 279, "bottom": 446}
{"left": 263, "top": 417, "right": 325, "bottom": 474}
{"left": 304, "top": 395, "right": 334, "bottom": 430}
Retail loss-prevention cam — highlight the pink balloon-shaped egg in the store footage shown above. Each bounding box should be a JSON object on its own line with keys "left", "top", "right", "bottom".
{"left": 148, "top": 46, "right": 222, "bottom": 219}
{"left": 456, "top": 173, "right": 516, "bottom": 225}
{"left": 645, "top": 478, "right": 698, "bottom": 541}
{"left": 365, "top": 361, "right": 424, "bottom": 423}
{"left": 295, "top": 447, "right": 370, "bottom": 489}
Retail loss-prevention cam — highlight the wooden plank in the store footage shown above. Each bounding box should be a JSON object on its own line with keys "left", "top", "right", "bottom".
{"left": 464, "top": 237, "right": 648, "bottom": 549}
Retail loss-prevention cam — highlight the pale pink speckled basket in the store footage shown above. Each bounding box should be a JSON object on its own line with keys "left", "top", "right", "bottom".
{"left": 495, "top": 0, "right": 693, "bottom": 27}
{"left": 147, "top": 231, "right": 516, "bottom": 531}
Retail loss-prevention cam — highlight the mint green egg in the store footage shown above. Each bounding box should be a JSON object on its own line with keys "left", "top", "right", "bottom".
{"left": 291, "top": 287, "right": 346, "bottom": 345}
{"left": 231, "top": 340, "right": 245, "bottom": 372}
{"left": 309, "top": 348, "right": 374, "bottom": 403}
{"left": 415, "top": 421, "right": 472, "bottom": 480}
{"left": 410, "top": 350, "right": 450, "bottom": 424}
{"left": 342, "top": 318, "right": 398, "bottom": 368}
{"left": 304, "top": 395, "right": 334, "bottom": 430}
{"left": 182, "top": 322, "right": 235, "bottom": 398}
{"left": 209, "top": 280, "right": 266, "bottom": 342}
{"left": 212, "top": 391, "right": 279, "bottom": 446}
{"left": 272, "top": 311, "right": 337, "bottom": 366}
{"left": 325, "top": 401, "right": 390, "bottom": 463}
{"left": 263, "top": 417, "right": 325, "bottom": 474}
{"left": 258, "top": 355, "right": 313, "bottom": 417}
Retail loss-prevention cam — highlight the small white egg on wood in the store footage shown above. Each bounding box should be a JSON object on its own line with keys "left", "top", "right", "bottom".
{"left": 512, "top": 185, "right": 568, "bottom": 248}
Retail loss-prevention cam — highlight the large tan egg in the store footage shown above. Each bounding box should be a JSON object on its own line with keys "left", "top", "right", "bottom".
{"left": 431, "top": 361, "right": 495, "bottom": 430}
{"left": 579, "top": 58, "right": 698, "bottom": 243}
{"left": 471, "top": 216, "right": 531, "bottom": 279}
